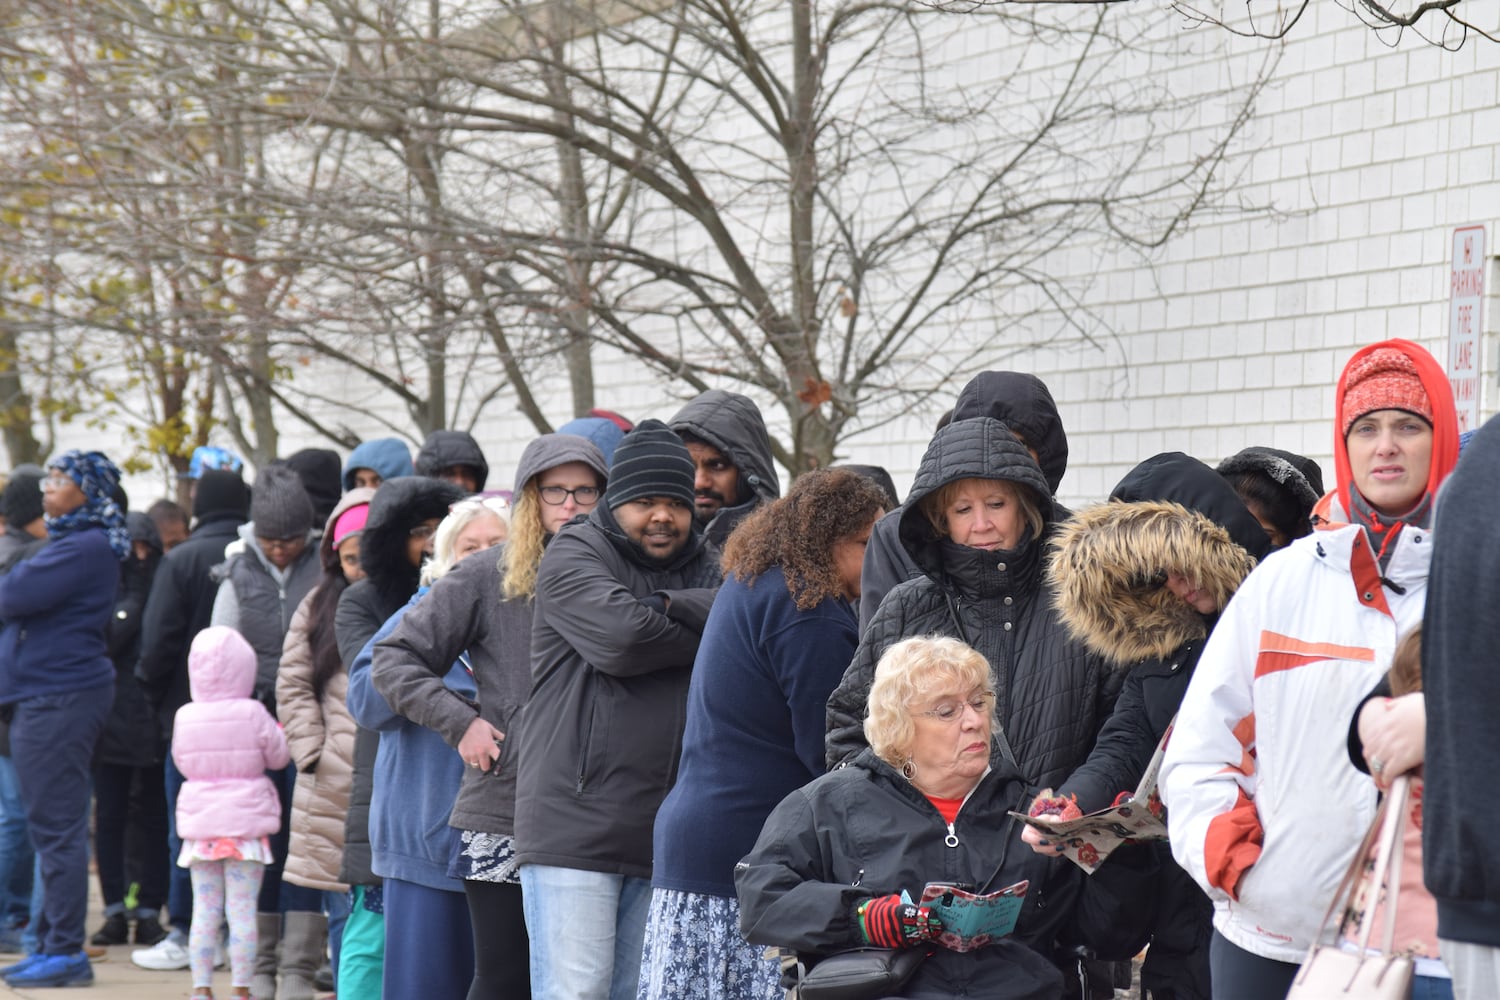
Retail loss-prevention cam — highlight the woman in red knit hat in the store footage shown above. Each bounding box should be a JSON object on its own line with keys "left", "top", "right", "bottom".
{"left": 1159, "top": 339, "right": 1459, "bottom": 1000}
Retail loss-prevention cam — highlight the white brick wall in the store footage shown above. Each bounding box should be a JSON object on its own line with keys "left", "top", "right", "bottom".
{"left": 98, "top": 4, "right": 1500, "bottom": 509}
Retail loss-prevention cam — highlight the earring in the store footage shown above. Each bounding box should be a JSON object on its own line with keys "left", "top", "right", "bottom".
{"left": 900, "top": 758, "right": 916, "bottom": 781}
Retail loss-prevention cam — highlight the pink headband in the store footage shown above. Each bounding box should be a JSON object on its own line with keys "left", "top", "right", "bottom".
{"left": 331, "top": 503, "right": 370, "bottom": 549}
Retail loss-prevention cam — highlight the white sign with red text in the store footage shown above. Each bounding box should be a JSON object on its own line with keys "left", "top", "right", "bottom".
{"left": 1449, "top": 225, "right": 1485, "bottom": 433}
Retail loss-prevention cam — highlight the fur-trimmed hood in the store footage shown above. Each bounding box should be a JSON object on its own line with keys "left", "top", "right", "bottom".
{"left": 359, "top": 476, "right": 466, "bottom": 615}
{"left": 1049, "top": 453, "right": 1267, "bottom": 666}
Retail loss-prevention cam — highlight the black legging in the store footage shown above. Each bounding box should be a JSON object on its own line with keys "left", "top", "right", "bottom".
{"left": 464, "top": 880, "right": 530, "bottom": 1000}
{"left": 1208, "top": 930, "right": 1299, "bottom": 1000}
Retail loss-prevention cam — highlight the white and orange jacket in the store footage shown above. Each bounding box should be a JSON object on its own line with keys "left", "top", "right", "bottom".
{"left": 1160, "top": 521, "right": 1429, "bottom": 963}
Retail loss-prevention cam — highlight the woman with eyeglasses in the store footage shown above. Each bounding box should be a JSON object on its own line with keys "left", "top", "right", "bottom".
{"left": 371, "top": 434, "right": 608, "bottom": 1000}
{"left": 344, "top": 494, "right": 513, "bottom": 1000}
{"left": 823, "top": 416, "right": 1118, "bottom": 984}
{"left": 332, "top": 474, "right": 466, "bottom": 1000}
{"left": 738, "top": 636, "right": 1070, "bottom": 999}
{"left": 1026, "top": 452, "right": 1271, "bottom": 1000}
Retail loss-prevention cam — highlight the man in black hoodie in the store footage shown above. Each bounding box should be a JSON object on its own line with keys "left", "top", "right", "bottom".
{"left": 517, "top": 420, "right": 721, "bottom": 1000}
{"left": 669, "top": 389, "right": 780, "bottom": 546}
{"left": 1423, "top": 415, "right": 1500, "bottom": 998}
{"left": 858, "top": 371, "right": 1070, "bottom": 629}
{"left": 414, "top": 430, "right": 490, "bottom": 493}
{"left": 131, "top": 468, "right": 251, "bottom": 969}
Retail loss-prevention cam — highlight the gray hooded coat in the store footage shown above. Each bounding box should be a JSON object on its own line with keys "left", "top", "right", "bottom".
{"left": 372, "top": 434, "right": 609, "bottom": 836}
{"left": 669, "top": 389, "right": 780, "bottom": 547}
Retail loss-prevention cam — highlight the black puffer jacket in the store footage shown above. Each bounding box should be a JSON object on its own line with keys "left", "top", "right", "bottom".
{"left": 335, "top": 476, "right": 465, "bottom": 886}
{"left": 1046, "top": 452, "right": 1269, "bottom": 1000}
{"left": 859, "top": 372, "right": 1071, "bottom": 630}
{"left": 736, "top": 749, "right": 1073, "bottom": 1000}
{"left": 514, "top": 503, "right": 721, "bottom": 879}
{"left": 669, "top": 389, "right": 781, "bottom": 547}
{"left": 826, "top": 417, "right": 1116, "bottom": 787}
{"left": 136, "top": 512, "right": 245, "bottom": 741}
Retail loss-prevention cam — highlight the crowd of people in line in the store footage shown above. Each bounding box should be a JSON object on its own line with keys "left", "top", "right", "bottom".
{"left": 0, "top": 337, "right": 1495, "bottom": 1000}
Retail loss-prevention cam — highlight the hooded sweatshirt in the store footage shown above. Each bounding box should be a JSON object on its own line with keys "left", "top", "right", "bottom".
{"left": 210, "top": 521, "right": 321, "bottom": 712}
{"left": 859, "top": 371, "right": 1070, "bottom": 629}
{"left": 342, "top": 438, "right": 415, "bottom": 492}
{"left": 1422, "top": 413, "right": 1500, "bottom": 947}
{"left": 171, "top": 627, "right": 290, "bottom": 841}
{"left": 669, "top": 389, "right": 781, "bottom": 546}
{"left": 414, "top": 430, "right": 490, "bottom": 489}
{"left": 373, "top": 433, "right": 609, "bottom": 836}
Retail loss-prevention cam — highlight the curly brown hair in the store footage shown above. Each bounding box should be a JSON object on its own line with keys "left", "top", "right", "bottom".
{"left": 722, "top": 468, "right": 892, "bottom": 610}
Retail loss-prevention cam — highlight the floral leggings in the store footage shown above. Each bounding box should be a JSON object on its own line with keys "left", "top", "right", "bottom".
{"left": 189, "top": 859, "right": 266, "bottom": 989}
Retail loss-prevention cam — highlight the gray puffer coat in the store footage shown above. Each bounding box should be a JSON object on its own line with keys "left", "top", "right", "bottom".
{"left": 824, "top": 417, "right": 1119, "bottom": 786}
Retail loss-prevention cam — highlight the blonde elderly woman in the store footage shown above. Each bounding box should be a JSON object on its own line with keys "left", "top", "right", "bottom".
{"left": 736, "top": 636, "right": 1077, "bottom": 1000}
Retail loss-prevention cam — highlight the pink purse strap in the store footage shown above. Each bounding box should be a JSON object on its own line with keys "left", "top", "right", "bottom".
{"left": 1352, "top": 775, "right": 1409, "bottom": 959}
{"left": 1303, "top": 775, "right": 1410, "bottom": 957}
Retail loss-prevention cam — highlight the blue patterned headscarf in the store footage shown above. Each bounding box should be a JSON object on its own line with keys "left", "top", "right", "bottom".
{"left": 45, "top": 450, "right": 130, "bottom": 560}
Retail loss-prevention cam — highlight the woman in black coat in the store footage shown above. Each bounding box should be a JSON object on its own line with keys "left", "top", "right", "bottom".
{"left": 1031, "top": 453, "right": 1270, "bottom": 1000}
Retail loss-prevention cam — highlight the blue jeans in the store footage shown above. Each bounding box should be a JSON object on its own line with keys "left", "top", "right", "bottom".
{"left": 521, "top": 865, "right": 651, "bottom": 1000}
{"left": 11, "top": 686, "right": 113, "bottom": 955}
{"left": 0, "top": 755, "right": 34, "bottom": 929}
{"left": 323, "top": 890, "right": 349, "bottom": 982}
{"left": 164, "top": 754, "right": 192, "bottom": 938}
{"left": 1412, "top": 975, "right": 1455, "bottom": 1000}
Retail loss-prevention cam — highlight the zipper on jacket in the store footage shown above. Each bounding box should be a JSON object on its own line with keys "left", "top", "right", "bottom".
{"left": 943, "top": 781, "right": 983, "bottom": 848}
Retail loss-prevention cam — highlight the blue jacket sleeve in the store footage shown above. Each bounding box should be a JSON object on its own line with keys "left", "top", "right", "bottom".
{"left": 767, "top": 606, "right": 859, "bottom": 778}
{"left": 346, "top": 611, "right": 404, "bottom": 733}
{"left": 0, "top": 533, "right": 100, "bottom": 619}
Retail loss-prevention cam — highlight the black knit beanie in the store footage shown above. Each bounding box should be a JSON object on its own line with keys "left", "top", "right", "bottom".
{"left": 0, "top": 464, "right": 45, "bottom": 527}
{"left": 193, "top": 469, "right": 251, "bottom": 522}
{"left": 602, "top": 419, "right": 696, "bottom": 509}
{"left": 250, "top": 466, "right": 315, "bottom": 539}
{"left": 281, "top": 449, "right": 343, "bottom": 524}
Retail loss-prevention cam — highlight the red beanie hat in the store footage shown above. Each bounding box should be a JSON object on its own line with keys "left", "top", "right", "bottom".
{"left": 1340, "top": 347, "right": 1434, "bottom": 436}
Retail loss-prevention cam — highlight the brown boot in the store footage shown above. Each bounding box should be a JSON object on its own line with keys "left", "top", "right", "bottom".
{"left": 275, "top": 911, "right": 326, "bottom": 1000}
{"left": 251, "top": 912, "right": 280, "bottom": 1000}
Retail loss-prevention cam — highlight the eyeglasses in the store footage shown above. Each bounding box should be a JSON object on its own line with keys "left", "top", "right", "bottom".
{"left": 408, "top": 522, "right": 440, "bottom": 540}
{"left": 258, "top": 536, "right": 306, "bottom": 552}
{"left": 916, "top": 692, "right": 996, "bottom": 724}
{"left": 450, "top": 496, "right": 510, "bottom": 516}
{"left": 538, "top": 485, "right": 601, "bottom": 507}
{"left": 39, "top": 474, "right": 73, "bottom": 492}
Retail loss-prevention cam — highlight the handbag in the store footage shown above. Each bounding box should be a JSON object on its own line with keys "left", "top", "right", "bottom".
{"left": 1286, "top": 774, "right": 1415, "bottom": 1000}
{"left": 791, "top": 946, "right": 930, "bottom": 1000}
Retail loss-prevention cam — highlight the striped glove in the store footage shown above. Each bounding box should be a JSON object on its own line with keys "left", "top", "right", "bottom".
{"left": 856, "top": 894, "right": 943, "bottom": 948}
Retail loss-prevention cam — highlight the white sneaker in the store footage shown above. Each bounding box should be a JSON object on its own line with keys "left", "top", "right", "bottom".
{"left": 131, "top": 935, "right": 189, "bottom": 971}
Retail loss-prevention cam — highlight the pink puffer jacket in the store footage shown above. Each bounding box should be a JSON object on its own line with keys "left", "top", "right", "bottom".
{"left": 172, "top": 627, "right": 291, "bottom": 841}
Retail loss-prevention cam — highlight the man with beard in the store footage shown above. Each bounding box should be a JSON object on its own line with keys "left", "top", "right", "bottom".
{"left": 669, "top": 389, "right": 781, "bottom": 546}
{"left": 515, "top": 420, "right": 722, "bottom": 1000}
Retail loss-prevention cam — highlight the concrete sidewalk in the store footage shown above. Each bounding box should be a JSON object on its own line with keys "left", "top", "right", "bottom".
{"left": 3, "top": 877, "right": 335, "bottom": 999}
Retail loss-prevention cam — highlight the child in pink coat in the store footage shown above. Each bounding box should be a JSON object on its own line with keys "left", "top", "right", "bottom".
{"left": 172, "top": 627, "right": 290, "bottom": 999}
